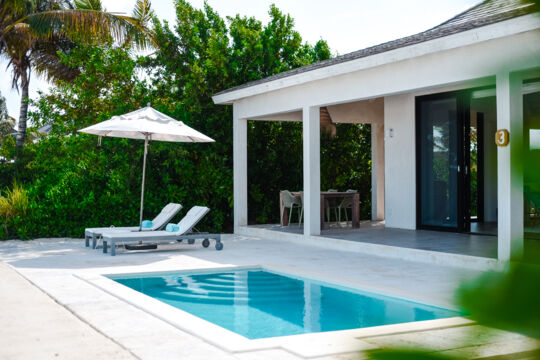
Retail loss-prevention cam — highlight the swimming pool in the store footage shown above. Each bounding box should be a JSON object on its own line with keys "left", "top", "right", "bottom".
{"left": 108, "top": 267, "right": 459, "bottom": 339}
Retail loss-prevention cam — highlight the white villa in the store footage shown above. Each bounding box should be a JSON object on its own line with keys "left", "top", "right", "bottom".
{"left": 213, "top": 0, "right": 540, "bottom": 268}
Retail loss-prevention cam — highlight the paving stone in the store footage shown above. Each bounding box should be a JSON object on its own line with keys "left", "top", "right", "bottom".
{"left": 0, "top": 237, "right": 537, "bottom": 359}
{"left": 0, "top": 262, "right": 135, "bottom": 360}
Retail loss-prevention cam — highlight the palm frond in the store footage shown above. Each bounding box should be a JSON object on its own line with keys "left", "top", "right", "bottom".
{"left": 121, "top": 0, "right": 155, "bottom": 49}
{"left": 0, "top": 0, "right": 29, "bottom": 19}
{"left": 4, "top": 22, "right": 33, "bottom": 52}
{"left": 1, "top": 0, "right": 155, "bottom": 95}
{"left": 32, "top": 50, "right": 79, "bottom": 83}
{"left": 34, "top": 0, "right": 63, "bottom": 13}
{"left": 4, "top": 6, "right": 155, "bottom": 50}
{"left": 74, "top": 0, "right": 103, "bottom": 11}
{"left": 132, "top": 0, "right": 153, "bottom": 26}
{"left": 114, "top": 14, "right": 156, "bottom": 49}
{"left": 24, "top": 9, "right": 154, "bottom": 49}
{"left": 0, "top": 0, "right": 30, "bottom": 37}
{"left": 31, "top": 34, "right": 79, "bottom": 83}
{"left": 6, "top": 53, "right": 30, "bottom": 91}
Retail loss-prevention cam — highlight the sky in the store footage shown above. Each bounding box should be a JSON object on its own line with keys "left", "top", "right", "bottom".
{"left": 1, "top": 0, "right": 479, "bottom": 120}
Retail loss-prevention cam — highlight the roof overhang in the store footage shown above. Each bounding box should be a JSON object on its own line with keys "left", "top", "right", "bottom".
{"left": 212, "top": 13, "right": 540, "bottom": 105}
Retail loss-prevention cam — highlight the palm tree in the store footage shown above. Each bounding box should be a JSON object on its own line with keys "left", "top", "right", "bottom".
{"left": 0, "top": 0, "right": 154, "bottom": 157}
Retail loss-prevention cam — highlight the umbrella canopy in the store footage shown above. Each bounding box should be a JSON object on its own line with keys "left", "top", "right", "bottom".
{"left": 79, "top": 105, "right": 214, "bottom": 231}
{"left": 79, "top": 106, "right": 214, "bottom": 143}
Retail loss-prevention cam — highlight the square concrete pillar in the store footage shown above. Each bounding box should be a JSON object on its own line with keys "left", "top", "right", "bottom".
{"left": 496, "top": 71, "right": 524, "bottom": 261}
{"left": 371, "top": 121, "right": 385, "bottom": 221}
{"left": 303, "top": 106, "right": 321, "bottom": 236}
{"left": 233, "top": 108, "right": 248, "bottom": 232}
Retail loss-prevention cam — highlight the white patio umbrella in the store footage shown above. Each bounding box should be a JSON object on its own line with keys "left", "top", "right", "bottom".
{"left": 79, "top": 105, "right": 214, "bottom": 230}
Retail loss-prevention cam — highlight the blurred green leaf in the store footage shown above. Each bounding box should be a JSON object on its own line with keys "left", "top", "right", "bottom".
{"left": 457, "top": 247, "right": 540, "bottom": 339}
{"left": 366, "top": 348, "right": 459, "bottom": 360}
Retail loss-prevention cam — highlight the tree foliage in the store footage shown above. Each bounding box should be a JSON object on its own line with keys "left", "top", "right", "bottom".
{"left": 0, "top": 0, "right": 154, "bottom": 156}
{"left": 0, "top": 182, "right": 28, "bottom": 237}
{"left": 146, "top": 0, "right": 369, "bottom": 225}
{"left": 3, "top": 1, "right": 372, "bottom": 238}
{"left": 0, "top": 92, "right": 14, "bottom": 138}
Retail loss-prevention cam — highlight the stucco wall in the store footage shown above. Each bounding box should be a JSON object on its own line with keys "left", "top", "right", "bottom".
{"left": 226, "top": 17, "right": 540, "bottom": 236}
{"left": 231, "top": 27, "right": 540, "bottom": 120}
{"left": 384, "top": 94, "right": 416, "bottom": 229}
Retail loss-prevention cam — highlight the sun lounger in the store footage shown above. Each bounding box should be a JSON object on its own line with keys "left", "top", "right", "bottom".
{"left": 85, "top": 203, "right": 182, "bottom": 249}
{"left": 101, "top": 206, "right": 222, "bottom": 256}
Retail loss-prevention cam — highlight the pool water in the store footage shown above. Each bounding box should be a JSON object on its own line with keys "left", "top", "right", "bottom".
{"left": 109, "top": 268, "right": 459, "bottom": 339}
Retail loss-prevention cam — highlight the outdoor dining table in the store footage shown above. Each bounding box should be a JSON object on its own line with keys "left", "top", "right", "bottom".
{"left": 280, "top": 191, "right": 360, "bottom": 229}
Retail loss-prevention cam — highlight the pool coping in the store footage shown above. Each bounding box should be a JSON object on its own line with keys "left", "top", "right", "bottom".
{"left": 76, "top": 264, "right": 474, "bottom": 357}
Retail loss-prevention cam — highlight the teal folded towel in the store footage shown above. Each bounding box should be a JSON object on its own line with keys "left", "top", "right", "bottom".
{"left": 141, "top": 220, "right": 153, "bottom": 229}
{"left": 166, "top": 223, "right": 179, "bottom": 232}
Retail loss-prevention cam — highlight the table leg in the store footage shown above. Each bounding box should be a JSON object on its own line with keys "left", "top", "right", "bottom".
{"left": 352, "top": 193, "right": 360, "bottom": 228}
{"left": 282, "top": 208, "right": 289, "bottom": 226}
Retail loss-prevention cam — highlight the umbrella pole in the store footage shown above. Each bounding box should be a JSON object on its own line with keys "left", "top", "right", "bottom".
{"left": 139, "top": 134, "right": 149, "bottom": 232}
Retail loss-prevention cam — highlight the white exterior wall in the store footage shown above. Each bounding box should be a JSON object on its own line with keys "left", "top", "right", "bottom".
{"left": 371, "top": 120, "right": 385, "bottom": 221}
{"left": 232, "top": 106, "right": 248, "bottom": 232}
{"left": 303, "top": 107, "right": 321, "bottom": 236}
{"left": 231, "top": 27, "right": 540, "bottom": 120}
{"left": 497, "top": 72, "right": 524, "bottom": 261}
{"left": 383, "top": 94, "right": 416, "bottom": 229}
{"left": 222, "top": 16, "right": 540, "bottom": 241}
{"left": 215, "top": 15, "right": 540, "bottom": 107}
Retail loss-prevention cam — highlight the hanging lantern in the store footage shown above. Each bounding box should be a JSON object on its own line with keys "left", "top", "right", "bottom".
{"left": 320, "top": 107, "right": 336, "bottom": 137}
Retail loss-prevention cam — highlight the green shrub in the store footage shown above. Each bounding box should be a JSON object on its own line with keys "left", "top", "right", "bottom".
{"left": 0, "top": 182, "right": 29, "bottom": 238}
{"left": 3, "top": 3, "right": 372, "bottom": 238}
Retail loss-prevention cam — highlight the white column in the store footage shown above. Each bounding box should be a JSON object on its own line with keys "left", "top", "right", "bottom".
{"left": 303, "top": 106, "right": 321, "bottom": 236}
{"left": 371, "top": 121, "right": 385, "bottom": 221}
{"left": 496, "top": 71, "right": 524, "bottom": 261}
{"left": 233, "top": 106, "right": 248, "bottom": 232}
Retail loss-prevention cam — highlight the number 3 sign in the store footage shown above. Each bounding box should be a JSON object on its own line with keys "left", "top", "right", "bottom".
{"left": 495, "top": 129, "right": 509, "bottom": 147}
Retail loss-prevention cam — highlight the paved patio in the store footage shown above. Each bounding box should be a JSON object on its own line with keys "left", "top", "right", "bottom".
{"left": 0, "top": 261, "right": 135, "bottom": 360}
{"left": 0, "top": 235, "right": 537, "bottom": 359}
{"left": 249, "top": 222, "right": 498, "bottom": 258}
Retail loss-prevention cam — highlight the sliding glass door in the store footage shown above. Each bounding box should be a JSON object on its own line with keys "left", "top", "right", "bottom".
{"left": 416, "top": 92, "right": 469, "bottom": 231}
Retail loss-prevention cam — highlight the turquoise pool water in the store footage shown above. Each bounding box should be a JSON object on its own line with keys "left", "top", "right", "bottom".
{"left": 109, "top": 268, "right": 459, "bottom": 339}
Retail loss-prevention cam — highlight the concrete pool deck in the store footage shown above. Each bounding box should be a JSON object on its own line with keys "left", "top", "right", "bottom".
{"left": 0, "top": 261, "right": 135, "bottom": 360}
{"left": 0, "top": 235, "right": 538, "bottom": 359}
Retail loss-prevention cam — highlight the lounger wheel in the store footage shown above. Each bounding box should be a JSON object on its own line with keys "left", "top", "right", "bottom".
{"left": 215, "top": 242, "right": 223, "bottom": 251}
{"left": 202, "top": 239, "right": 210, "bottom": 248}
{"left": 188, "top": 239, "right": 195, "bottom": 245}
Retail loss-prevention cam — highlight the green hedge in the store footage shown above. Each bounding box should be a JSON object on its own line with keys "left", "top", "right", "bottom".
{"left": 1, "top": 2, "right": 372, "bottom": 239}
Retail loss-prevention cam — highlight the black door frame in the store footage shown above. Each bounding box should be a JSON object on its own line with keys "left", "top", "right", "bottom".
{"left": 462, "top": 97, "right": 471, "bottom": 233}
{"left": 473, "top": 112, "right": 485, "bottom": 224}
{"left": 415, "top": 90, "right": 471, "bottom": 232}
